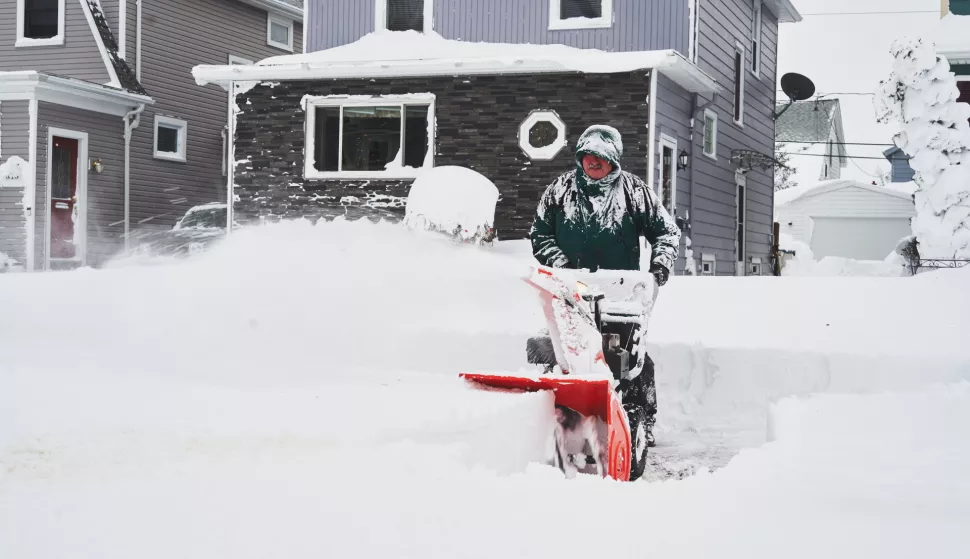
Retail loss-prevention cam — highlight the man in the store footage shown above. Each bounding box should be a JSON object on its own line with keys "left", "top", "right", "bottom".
{"left": 530, "top": 124, "right": 681, "bottom": 453}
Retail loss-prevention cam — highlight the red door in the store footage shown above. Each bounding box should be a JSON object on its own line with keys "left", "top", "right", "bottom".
{"left": 50, "top": 137, "right": 79, "bottom": 260}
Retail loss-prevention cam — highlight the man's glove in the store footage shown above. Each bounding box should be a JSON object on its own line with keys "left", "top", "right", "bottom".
{"left": 649, "top": 263, "right": 669, "bottom": 287}
{"left": 550, "top": 254, "right": 570, "bottom": 269}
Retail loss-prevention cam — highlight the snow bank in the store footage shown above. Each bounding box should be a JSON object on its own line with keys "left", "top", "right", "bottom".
{"left": 403, "top": 166, "right": 499, "bottom": 243}
{"left": 777, "top": 233, "right": 905, "bottom": 277}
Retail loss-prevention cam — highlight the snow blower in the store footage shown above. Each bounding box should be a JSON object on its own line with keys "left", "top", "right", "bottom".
{"left": 461, "top": 266, "right": 658, "bottom": 482}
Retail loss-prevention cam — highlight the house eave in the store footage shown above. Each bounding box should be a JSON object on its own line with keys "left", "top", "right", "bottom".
{"left": 193, "top": 49, "right": 721, "bottom": 95}
{"left": 237, "top": 0, "right": 303, "bottom": 20}
{"left": 0, "top": 72, "right": 154, "bottom": 116}
{"left": 763, "top": 0, "right": 802, "bottom": 23}
{"left": 941, "top": 50, "right": 970, "bottom": 65}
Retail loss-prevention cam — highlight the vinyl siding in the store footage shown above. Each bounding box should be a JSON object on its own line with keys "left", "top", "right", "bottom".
{"left": 654, "top": 73, "right": 692, "bottom": 274}
{"left": 306, "top": 0, "right": 688, "bottom": 53}
{"left": 0, "top": 0, "right": 112, "bottom": 84}
{"left": 36, "top": 102, "right": 127, "bottom": 268}
{"left": 888, "top": 154, "right": 916, "bottom": 183}
{"left": 776, "top": 187, "right": 916, "bottom": 244}
{"left": 0, "top": 101, "right": 31, "bottom": 263}
{"left": 129, "top": 0, "right": 304, "bottom": 233}
{"left": 690, "top": 0, "right": 778, "bottom": 274}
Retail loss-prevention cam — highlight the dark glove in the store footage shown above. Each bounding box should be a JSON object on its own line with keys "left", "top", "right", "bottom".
{"left": 649, "top": 263, "right": 669, "bottom": 287}
{"left": 550, "top": 254, "right": 570, "bottom": 269}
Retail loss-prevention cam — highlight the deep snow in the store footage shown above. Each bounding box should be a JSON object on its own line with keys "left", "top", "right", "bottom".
{"left": 2, "top": 221, "right": 969, "bottom": 557}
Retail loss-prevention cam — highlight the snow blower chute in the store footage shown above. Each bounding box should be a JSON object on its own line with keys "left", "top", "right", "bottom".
{"left": 461, "top": 266, "right": 658, "bottom": 482}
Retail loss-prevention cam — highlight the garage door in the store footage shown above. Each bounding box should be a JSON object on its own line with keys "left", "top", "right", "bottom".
{"left": 810, "top": 217, "right": 912, "bottom": 260}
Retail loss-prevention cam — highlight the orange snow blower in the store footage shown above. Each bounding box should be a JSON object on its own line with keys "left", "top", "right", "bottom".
{"left": 462, "top": 266, "right": 657, "bottom": 482}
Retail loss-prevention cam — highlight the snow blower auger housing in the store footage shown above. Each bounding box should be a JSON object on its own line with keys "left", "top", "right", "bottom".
{"left": 461, "top": 266, "right": 657, "bottom": 482}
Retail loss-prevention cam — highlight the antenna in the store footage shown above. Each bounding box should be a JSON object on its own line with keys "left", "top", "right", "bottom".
{"left": 775, "top": 73, "right": 816, "bottom": 120}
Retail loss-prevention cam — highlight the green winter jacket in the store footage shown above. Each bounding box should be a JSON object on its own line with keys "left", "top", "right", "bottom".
{"left": 530, "top": 125, "right": 681, "bottom": 273}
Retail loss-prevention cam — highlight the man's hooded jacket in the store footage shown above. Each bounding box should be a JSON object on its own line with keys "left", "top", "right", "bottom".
{"left": 530, "top": 125, "right": 681, "bottom": 273}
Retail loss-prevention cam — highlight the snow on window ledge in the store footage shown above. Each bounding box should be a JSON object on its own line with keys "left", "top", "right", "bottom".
{"left": 15, "top": 36, "right": 64, "bottom": 48}
{"left": 548, "top": 0, "right": 613, "bottom": 30}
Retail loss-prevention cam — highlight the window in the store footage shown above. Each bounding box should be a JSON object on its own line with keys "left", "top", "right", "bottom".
{"left": 750, "top": 1, "right": 762, "bottom": 76}
{"left": 688, "top": 0, "right": 700, "bottom": 63}
{"left": 659, "top": 135, "right": 677, "bottom": 214}
{"left": 519, "top": 110, "right": 567, "bottom": 160}
{"left": 154, "top": 116, "right": 187, "bottom": 163}
{"left": 377, "top": 0, "right": 433, "bottom": 33}
{"left": 736, "top": 174, "right": 747, "bottom": 275}
{"left": 733, "top": 41, "right": 745, "bottom": 125}
{"left": 304, "top": 94, "right": 435, "bottom": 179}
{"left": 267, "top": 14, "right": 294, "bottom": 51}
{"left": 16, "top": 0, "right": 65, "bottom": 47}
{"left": 702, "top": 109, "right": 717, "bottom": 159}
{"left": 549, "top": 0, "right": 613, "bottom": 30}
{"left": 701, "top": 254, "right": 716, "bottom": 276}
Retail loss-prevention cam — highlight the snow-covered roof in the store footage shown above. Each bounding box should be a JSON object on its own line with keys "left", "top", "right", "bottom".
{"left": 775, "top": 179, "right": 915, "bottom": 208}
{"left": 929, "top": 12, "right": 970, "bottom": 63}
{"left": 192, "top": 31, "right": 720, "bottom": 94}
{"left": 237, "top": 0, "right": 303, "bottom": 19}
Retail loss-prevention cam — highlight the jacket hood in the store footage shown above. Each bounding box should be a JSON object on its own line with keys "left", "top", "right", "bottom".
{"left": 575, "top": 125, "right": 624, "bottom": 193}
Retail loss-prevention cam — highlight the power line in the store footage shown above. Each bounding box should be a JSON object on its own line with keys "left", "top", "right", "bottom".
{"left": 778, "top": 140, "right": 894, "bottom": 147}
{"left": 800, "top": 10, "right": 938, "bottom": 16}
{"left": 784, "top": 152, "right": 891, "bottom": 161}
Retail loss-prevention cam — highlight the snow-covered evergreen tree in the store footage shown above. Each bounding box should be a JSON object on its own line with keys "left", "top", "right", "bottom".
{"left": 774, "top": 144, "right": 797, "bottom": 191}
{"left": 874, "top": 38, "right": 970, "bottom": 259}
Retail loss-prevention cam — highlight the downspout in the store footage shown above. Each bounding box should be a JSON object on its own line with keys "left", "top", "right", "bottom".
{"left": 226, "top": 80, "right": 235, "bottom": 234}
{"left": 124, "top": 104, "right": 146, "bottom": 252}
{"left": 135, "top": 0, "right": 143, "bottom": 82}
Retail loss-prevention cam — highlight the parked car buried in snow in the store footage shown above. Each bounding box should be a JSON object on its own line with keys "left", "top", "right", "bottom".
{"left": 124, "top": 203, "right": 229, "bottom": 260}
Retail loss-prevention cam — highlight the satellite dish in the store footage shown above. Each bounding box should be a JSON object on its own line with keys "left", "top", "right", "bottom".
{"left": 775, "top": 72, "right": 817, "bottom": 119}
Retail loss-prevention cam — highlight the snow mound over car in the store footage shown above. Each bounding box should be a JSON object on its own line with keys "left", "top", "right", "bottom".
{"left": 404, "top": 166, "right": 499, "bottom": 244}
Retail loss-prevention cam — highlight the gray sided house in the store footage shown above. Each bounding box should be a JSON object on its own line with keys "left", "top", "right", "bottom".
{"left": 196, "top": 0, "right": 802, "bottom": 276}
{"left": 0, "top": 0, "right": 304, "bottom": 272}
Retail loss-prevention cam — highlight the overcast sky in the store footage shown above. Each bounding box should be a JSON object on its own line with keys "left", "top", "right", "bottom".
{"left": 777, "top": 0, "right": 945, "bottom": 182}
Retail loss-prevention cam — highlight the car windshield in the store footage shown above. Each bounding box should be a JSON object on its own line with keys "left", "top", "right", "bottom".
{"left": 175, "top": 207, "right": 227, "bottom": 230}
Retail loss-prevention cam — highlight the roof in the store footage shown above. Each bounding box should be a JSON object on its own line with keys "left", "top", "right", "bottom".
{"left": 775, "top": 179, "right": 916, "bottom": 208}
{"left": 0, "top": 71, "right": 153, "bottom": 116}
{"left": 930, "top": 12, "right": 970, "bottom": 63}
{"left": 776, "top": 99, "right": 843, "bottom": 143}
{"left": 237, "top": 0, "right": 304, "bottom": 19}
{"left": 883, "top": 146, "right": 910, "bottom": 160}
{"left": 762, "top": 0, "right": 803, "bottom": 23}
{"left": 85, "top": 0, "right": 145, "bottom": 95}
{"left": 193, "top": 31, "right": 721, "bottom": 94}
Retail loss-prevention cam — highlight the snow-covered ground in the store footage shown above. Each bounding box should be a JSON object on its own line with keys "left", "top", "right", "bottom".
{"left": 2, "top": 221, "right": 969, "bottom": 557}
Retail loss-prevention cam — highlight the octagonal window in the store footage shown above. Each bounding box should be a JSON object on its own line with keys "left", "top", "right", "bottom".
{"left": 519, "top": 110, "right": 567, "bottom": 160}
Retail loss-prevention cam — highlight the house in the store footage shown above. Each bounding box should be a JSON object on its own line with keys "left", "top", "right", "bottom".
{"left": 775, "top": 99, "right": 847, "bottom": 188}
{"left": 882, "top": 146, "right": 916, "bottom": 184}
{"left": 933, "top": 0, "right": 970, "bottom": 113}
{"left": 776, "top": 179, "right": 916, "bottom": 261}
{"left": 0, "top": 0, "right": 304, "bottom": 272}
{"left": 194, "top": 0, "right": 802, "bottom": 277}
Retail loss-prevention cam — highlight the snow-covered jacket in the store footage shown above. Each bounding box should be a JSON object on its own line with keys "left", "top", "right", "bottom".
{"left": 530, "top": 125, "right": 681, "bottom": 273}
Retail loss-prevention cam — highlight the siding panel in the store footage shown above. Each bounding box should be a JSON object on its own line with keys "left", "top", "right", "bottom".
{"left": 307, "top": 0, "right": 688, "bottom": 53}
{"left": 130, "top": 0, "right": 304, "bottom": 233}
{"left": 0, "top": 101, "right": 31, "bottom": 263}
{"left": 0, "top": 0, "right": 112, "bottom": 84}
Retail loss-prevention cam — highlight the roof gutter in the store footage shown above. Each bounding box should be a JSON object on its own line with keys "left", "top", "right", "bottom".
{"left": 763, "top": 0, "right": 802, "bottom": 23}
{"left": 237, "top": 0, "right": 303, "bottom": 20}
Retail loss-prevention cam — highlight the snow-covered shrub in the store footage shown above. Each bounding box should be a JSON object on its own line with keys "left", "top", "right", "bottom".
{"left": 403, "top": 166, "right": 499, "bottom": 245}
{"left": 0, "top": 252, "right": 21, "bottom": 273}
{"left": 874, "top": 38, "right": 970, "bottom": 259}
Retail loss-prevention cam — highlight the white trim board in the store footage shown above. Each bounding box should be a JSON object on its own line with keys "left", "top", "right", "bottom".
{"left": 153, "top": 115, "right": 188, "bottom": 163}
{"left": 267, "top": 13, "right": 294, "bottom": 52}
{"left": 44, "top": 128, "right": 90, "bottom": 270}
{"left": 15, "top": 0, "right": 66, "bottom": 48}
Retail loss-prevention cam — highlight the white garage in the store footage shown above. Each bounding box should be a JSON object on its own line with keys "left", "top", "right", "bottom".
{"left": 776, "top": 180, "right": 916, "bottom": 261}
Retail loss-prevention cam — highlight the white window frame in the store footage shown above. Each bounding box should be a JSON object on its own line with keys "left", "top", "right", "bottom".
{"left": 658, "top": 133, "right": 678, "bottom": 215}
{"left": 702, "top": 108, "right": 717, "bottom": 160}
{"left": 266, "top": 13, "right": 294, "bottom": 52}
{"left": 549, "top": 0, "right": 613, "bottom": 30}
{"left": 519, "top": 110, "right": 568, "bottom": 161}
{"left": 750, "top": 0, "right": 762, "bottom": 77}
{"left": 688, "top": 0, "right": 699, "bottom": 63}
{"left": 16, "top": 0, "right": 66, "bottom": 47}
{"left": 154, "top": 115, "right": 188, "bottom": 163}
{"left": 701, "top": 253, "right": 716, "bottom": 276}
{"left": 733, "top": 40, "right": 746, "bottom": 127}
{"left": 303, "top": 93, "right": 436, "bottom": 180}
{"left": 375, "top": 0, "right": 435, "bottom": 33}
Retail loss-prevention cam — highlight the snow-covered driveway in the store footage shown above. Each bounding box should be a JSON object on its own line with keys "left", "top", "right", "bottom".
{"left": 2, "top": 222, "right": 969, "bottom": 558}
